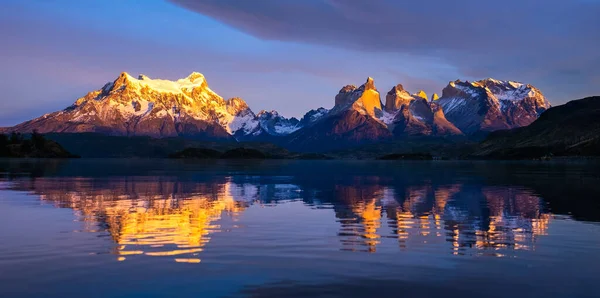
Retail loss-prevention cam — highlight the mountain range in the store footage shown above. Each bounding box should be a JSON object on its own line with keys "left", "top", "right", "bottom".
{"left": 1, "top": 72, "right": 552, "bottom": 152}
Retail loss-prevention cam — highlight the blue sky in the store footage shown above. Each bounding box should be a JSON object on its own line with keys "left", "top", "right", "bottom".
{"left": 1, "top": 0, "right": 599, "bottom": 126}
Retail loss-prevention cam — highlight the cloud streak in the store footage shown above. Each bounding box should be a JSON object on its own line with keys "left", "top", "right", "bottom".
{"left": 170, "top": 0, "right": 600, "bottom": 102}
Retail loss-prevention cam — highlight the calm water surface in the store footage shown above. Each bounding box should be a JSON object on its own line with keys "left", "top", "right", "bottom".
{"left": 0, "top": 159, "right": 599, "bottom": 298}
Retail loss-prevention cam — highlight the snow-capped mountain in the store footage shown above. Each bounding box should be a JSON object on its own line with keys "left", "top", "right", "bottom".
{"left": 255, "top": 110, "right": 301, "bottom": 136}
{"left": 299, "top": 107, "right": 329, "bottom": 126}
{"left": 2, "top": 72, "right": 551, "bottom": 151}
{"left": 437, "top": 79, "right": 551, "bottom": 134}
{"left": 3, "top": 72, "right": 300, "bottom": 140}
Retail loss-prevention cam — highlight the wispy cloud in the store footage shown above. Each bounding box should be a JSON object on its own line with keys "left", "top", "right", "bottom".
{"left": 170, "top": 0, "right": 600, "bottom": 102}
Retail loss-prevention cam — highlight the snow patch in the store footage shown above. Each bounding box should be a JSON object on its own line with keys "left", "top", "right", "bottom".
{"left": 380, "top": 111, "right": 396, "bottom": 125}
{"left": 226, "top": 113, "right": 259, "bottom": 134}
{"left": 440, "top": 97, "right": 467, "bottom": 113}
{"left": 273, "top": 123, "right": 301, "bottom": 134}
{"left": 124, "top": 72, "right": 206, "bottom": 94}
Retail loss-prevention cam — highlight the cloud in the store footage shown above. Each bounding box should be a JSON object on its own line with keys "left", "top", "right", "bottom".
{"left": 170, "top": 0, "right": 600, "bottom": 102}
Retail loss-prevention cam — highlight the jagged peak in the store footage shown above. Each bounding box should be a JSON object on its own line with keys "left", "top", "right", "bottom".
{"left": 387, "top": 84, "right": 405, "bottom": 95}
{"left": 479, "top": 77, "right": 504, "bottom": 84}
{"left": 363, "top": 77, "right": 376, "bottom": 91}
{"left": 226, "top": 97, "right": 249, "bottom": 108}
{"left": 257, "top": 110, "right": 279, "bottom": 117}
{"left": 431, "top": 93, "right": 440, "bottom": 101}
{"left": 185, "top": 71, "right": 205, "bottom": 83}
{"left": 118, "top": 71, "right": 133, "bottom": 79}
{"left": 339, "top": 85, "right": 357, "bottom": 93}
{"left": 415, "top": 90, "right": 427, "bottom": 99}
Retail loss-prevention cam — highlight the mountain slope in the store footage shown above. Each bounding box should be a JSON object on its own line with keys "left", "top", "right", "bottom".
{"left": 3, "top": 72, "right": 246, "bottom": 139}
{"left": 437, "top": 79, "right": 551, "bottom": 135}
{"left": 475, "top": 96, "right": 600, "bottom": 158}
{"left": 286, "top": 78, "right": 391, "bottom": 152}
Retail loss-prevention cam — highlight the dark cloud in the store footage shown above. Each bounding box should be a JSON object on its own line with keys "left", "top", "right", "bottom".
{"left": 170, "top": 0, "right": 600, "bottom": 102}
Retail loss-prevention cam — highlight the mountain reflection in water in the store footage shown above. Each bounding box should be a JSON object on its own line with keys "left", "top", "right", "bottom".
{"left": 2, "top": 160, "right": 600, "bottom": 298}
{"left": 5, "top": 170, "right": 552, "bottom": 262}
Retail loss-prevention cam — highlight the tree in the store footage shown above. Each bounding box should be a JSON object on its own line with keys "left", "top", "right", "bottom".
{"left": 9, "top": 132, "right": 23, "bottom": 144}
{"left": 0, "top": 134, "right": 8, "bottom": 157}
{"left": 31, "top": 130, "right": 46, "bottom": 149}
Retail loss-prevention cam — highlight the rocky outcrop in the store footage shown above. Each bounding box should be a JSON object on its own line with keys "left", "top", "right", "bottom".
{"left": 384, "top": 84, "right": 413, "bottom": 112}
{"left": 299, "top": 107, "right": 329, "bottom": 126}
{"left": 333, "top": 77, "right": 383, "bottom": 118}
{"left": 390, "top": 97, "right": 462, "bottom": 137}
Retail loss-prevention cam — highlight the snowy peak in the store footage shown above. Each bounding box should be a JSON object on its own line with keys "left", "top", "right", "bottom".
{"left": 437, "top": 78, "right": 551, "bottom": 134}
{"left": 255, "top": 110, "right": 301, "bottom": 136}
{"left": 300, "top": 107, "right": 329, "bottom": 126}
{"left": 185, "top": 71, "right": 205, "bottom": 83}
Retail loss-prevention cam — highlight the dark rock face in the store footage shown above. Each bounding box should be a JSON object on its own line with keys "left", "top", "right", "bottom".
{"left": 335, "top": 85, "right": 359, "bottom": 107}
{"left": 287, "top": 110, "right": 392, "bottom": 152}
{"left": 388, "top": 94, "right": 462, "bottom": 137}
{"left": 392, "top": 105, "right": 432, "bottom": 136}
{"left": 437, "top": 79, "right": 551, "bottom": 135}
{"left": 299, "top": 107, "right": 329, "bottom": 127}
{"left": 431, "top": 104, "right": 463, "bottom": 136}
{"left": 385, "top": 84, "right": 413, "bottom": 113}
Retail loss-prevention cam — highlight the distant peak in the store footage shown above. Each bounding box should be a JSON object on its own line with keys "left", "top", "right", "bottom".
{"left": 138, "top": 74, "right": 150, "bottom": 80}
{"left": 431, "top": 93, "right": 439, "bottom": 101}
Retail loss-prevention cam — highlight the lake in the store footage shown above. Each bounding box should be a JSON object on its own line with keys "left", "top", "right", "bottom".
{"left": 0, "top": 159, "right": 599, "bottom": 298}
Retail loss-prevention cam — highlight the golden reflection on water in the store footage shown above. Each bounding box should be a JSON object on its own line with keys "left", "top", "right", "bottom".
{"left": 18, "top": 177, "right": 551, "bottom": 262}
{"left": 37, "top": 179, "right": 245, "bottom": 263}
{"left": 337, "top": 183, "right": 550, "bottom": 256}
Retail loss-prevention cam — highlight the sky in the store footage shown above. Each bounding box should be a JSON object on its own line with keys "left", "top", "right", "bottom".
{"left": 1, "top": 0, "right": 599, "bottom": 126}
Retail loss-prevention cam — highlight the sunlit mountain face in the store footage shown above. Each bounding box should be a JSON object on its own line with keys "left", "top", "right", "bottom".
{"left": 4, "top": 168, "right": 552, "bottom": 263}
